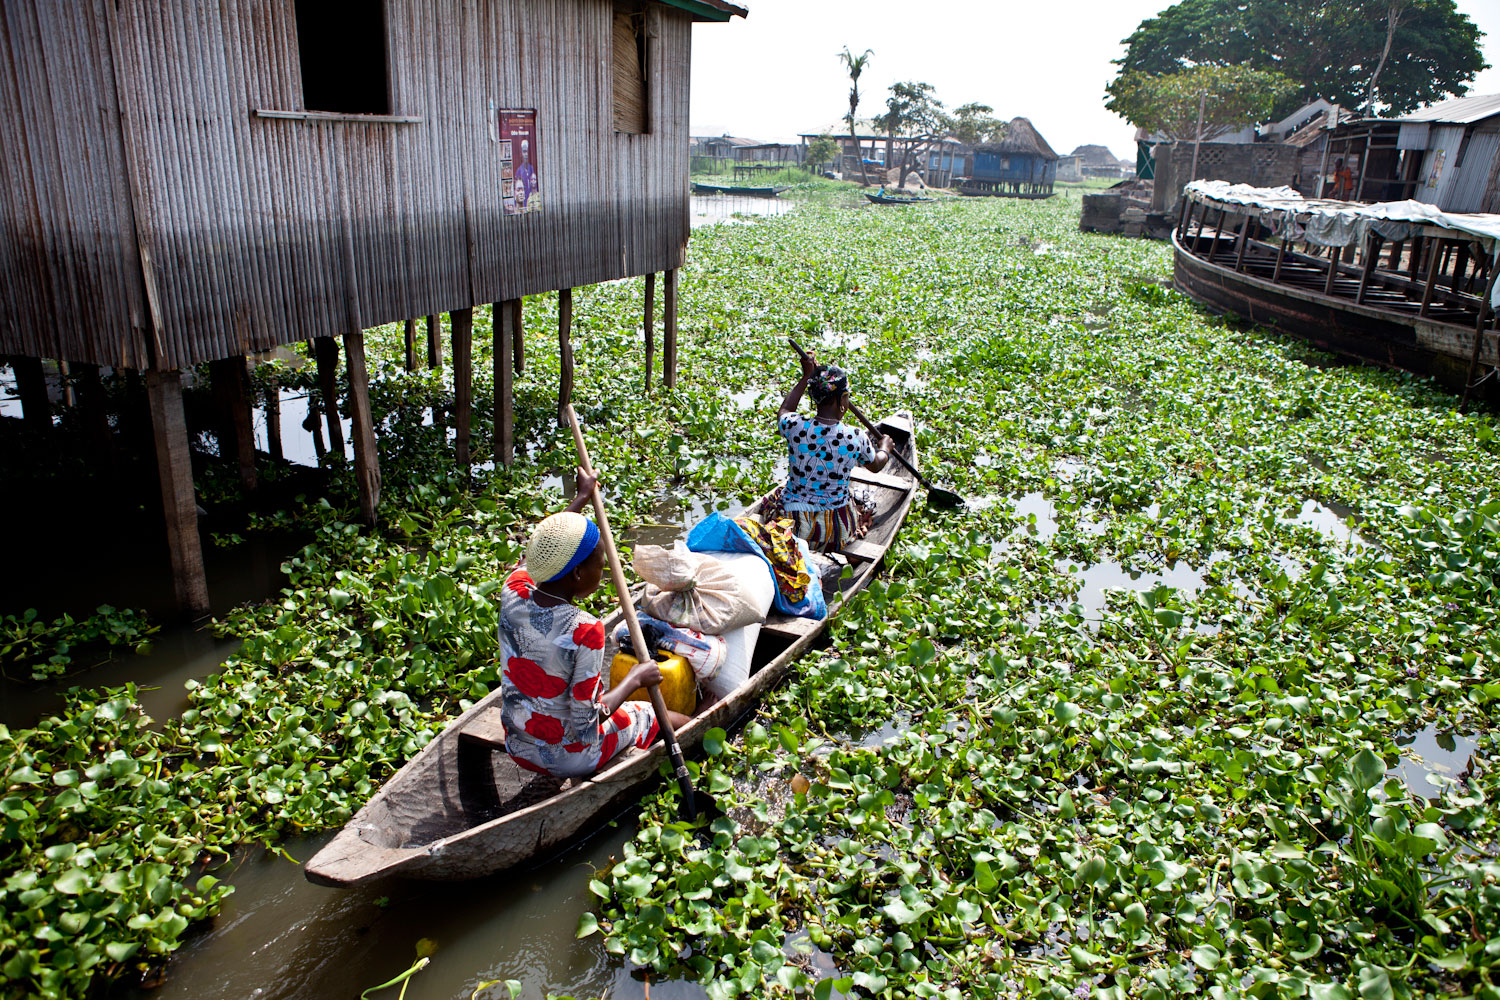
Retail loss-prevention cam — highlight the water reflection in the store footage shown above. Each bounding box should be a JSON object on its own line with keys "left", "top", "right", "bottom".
{"left": 690, "top": 195, "right": 794, "bottom": 228}
{"left": 1392, "top": 725, "right": 1478, "bottom": 799}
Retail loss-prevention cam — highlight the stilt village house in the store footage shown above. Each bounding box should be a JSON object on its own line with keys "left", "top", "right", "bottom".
{"left": 0, "top": 0, "right": 746, "bottom": 616}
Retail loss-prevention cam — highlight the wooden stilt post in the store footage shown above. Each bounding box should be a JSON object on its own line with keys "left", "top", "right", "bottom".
{"left": 664, "top": 268, "right": 679, "bottom": 389}
{"left": 452, "top": 307, "right": 473, "bottom": 469}
{"left": 1233, "top": 213, "right": 1251, "bottom": 271}
{"left": 209, "top": 356, "right": 258, "bottom": 490}
{"left": 1420, "top": 239, "right": 1445, "bottom": 317}
{"left": 305, "top": 390, "right": 327, "bottom": 461}
{"left": 512, "top": 298, "right": 525, "bottom": 375}
{"left": 342, "top": 330, "right": 381, "bottom": 526}
{"left": 1408, "top": 236, "right": 1426, "bottom": 282}
{"left": 313, "top": 336, "right": 346, "bottom": 460}
{"left": 643, "top": 272, "right": 656, "bottom": 391}
{"left": 495, "top": 299, "right": 516, "bottom": 467}
{"left": 426, "top": 314, "right": 443, "bottom": 368}
{"left": 1273, "top": 237, "right": 1288, "bottom": 282}
{"left": 1459, "top": 259, "right": 1500, "bottom": 411}
{"left": 404, "top": 318, "right": 418, "bottom": 372}
{"left": 1324, "top": 246, "right": 1340, "bottom": 295}
{"left": 264, "top": 382, "right": 283, "bottom": 463}
{"left": 56, "top": 359, "right": 74, "bottom": 408}
{"left": 1450, "top": 242, "right": 1470, "bottom": 293}
{"left": 73, "top": 362, "right": 113, "bottom": 457}
{"left": 145, "top": 369, "right": 209, "bottom": 618}
{"left": 557, "top": 288, "right": 574, "bottom": 426}
{"left": 1357, "top": 233, "right": 1382, "bottom": 304}
{"left": 11, "top": 356, "right": 50, "bottom": 431}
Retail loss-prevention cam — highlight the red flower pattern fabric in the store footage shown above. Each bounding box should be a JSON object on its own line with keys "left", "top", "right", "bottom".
{"left": 497, "top": 575, "right": 658, "bottom": 778}
{"left": 573, "top": 621, "right": 605, "bottom": 650}
{"left": 506, "top": 656, "right": 567, "bottom": 699}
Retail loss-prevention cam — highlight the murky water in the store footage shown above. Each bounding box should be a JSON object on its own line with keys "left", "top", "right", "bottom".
{"left": 133, "top": 823, "right": 711, "bottom": 1000}
{"left": 690, "top": 194, "right": 794, "bottom": 228}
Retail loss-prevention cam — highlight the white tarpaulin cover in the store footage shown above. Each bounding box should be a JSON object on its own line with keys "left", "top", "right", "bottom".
{"left": 1184, "top": 180, "right": 1500, "bottom": 308}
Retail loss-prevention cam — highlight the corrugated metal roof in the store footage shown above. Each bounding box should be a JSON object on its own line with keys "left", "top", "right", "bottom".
{"left": 1397, "top": 92, "right": 1500, "bottom": 124}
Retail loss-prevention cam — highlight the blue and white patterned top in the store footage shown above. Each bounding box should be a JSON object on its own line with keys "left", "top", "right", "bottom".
{"left": 778, "top": 413, "right": 875, "bottom": 511}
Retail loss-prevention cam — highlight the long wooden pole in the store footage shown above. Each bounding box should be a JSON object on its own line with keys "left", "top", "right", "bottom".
{"left": 1459, "top": 254, "right": 1500, "bottom": 412}
{"left": 145, "top": 369, "right": 209, "bottom": 618}
{"left": 557, "top": 288, "right": 574, "bottom": 426}
{"left": 643, "top": 271, "right": 656, "bottom": 391}
{"left": 495, "top": 299, "right": 515, "bottom": 467}
{"left": 564, "top": 404, "right": 698, "bottom": 819}
{"left": 452, "top": 307, "right": 473, "bottom": 469}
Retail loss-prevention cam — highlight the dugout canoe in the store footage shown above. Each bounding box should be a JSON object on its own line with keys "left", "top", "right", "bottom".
{"left": 865, "top": 191, "right": 932, "bottom": 205}
{"left": 691, "top": 182, "right": 788, "bottom": 197}
{"left": 305, "top": 414, "right": 919, "bottom": 886}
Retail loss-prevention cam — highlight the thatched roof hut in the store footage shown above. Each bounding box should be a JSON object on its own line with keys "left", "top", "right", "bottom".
{"left": 962, "top": 117, "right": 1058, "bottom": 198}
{"left": 975, "top": 118, "right": 1059, "bottom": 161}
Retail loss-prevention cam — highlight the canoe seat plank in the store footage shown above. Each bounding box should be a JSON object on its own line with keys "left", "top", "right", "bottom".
{"left": 842, "top": 538, "right": 883, "bottom": 563}
{"left": 459, "top": 708, "right": 507, "bottom": 752}
{"left": 851, "top": 468, "right": 913, "bottom": 491}
{"left": 763, "top": 615, "right": 822, "bottom": 640}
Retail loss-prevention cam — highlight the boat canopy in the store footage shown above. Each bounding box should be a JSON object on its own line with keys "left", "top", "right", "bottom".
{"left": 1184, "top": 180, "right": 1500, "bottom": 307}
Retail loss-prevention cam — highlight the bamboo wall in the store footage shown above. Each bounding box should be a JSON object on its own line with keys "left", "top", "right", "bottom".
{"left": 0, "top": 0, "right": 694, "bottom": 370}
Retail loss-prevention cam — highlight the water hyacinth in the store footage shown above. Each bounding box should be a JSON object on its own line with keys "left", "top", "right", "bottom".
{"left": 1, "top": 184, "right": 1498, "bottom": 999}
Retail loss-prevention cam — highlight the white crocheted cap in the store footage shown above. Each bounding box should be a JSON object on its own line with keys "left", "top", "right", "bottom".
{"left": 526, "top": 511, "right": 598, "bottom": 582}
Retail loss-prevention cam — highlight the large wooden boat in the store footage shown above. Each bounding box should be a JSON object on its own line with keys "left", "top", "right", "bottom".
{"left": 305, "top": 414, "right": 919, "bottom": 886}
{"left": 1172, "top": 181, "right": 1500, "bottom": 406}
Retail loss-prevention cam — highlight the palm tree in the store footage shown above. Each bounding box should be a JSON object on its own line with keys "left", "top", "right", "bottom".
{"left": 838, "top": 46, "right": 874, "bottom": 187}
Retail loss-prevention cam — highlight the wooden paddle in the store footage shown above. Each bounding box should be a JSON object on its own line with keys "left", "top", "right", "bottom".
{"left": 788, "top": 338, "right": 965, "bottom": 508}
{"left": 564, "top": 404, "right": 700, "bottom": 820}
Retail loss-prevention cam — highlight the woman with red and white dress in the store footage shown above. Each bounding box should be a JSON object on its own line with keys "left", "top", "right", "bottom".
{"left": 497, "top": 469, "right": 692, "bottom": 778}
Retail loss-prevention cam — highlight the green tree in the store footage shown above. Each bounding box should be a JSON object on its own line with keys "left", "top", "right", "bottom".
{"left": 944, "top": 102, "right": 1007, "bottom": 148}
{"left": 837, "top": 46, "right": 874, "bottom": 186}
{"left": 876, "top": 81, "right": 946, "bottom": 189}
{"left": 1106, "top": 65, "right": 1297, "bottom": 141}
{"left": 1113, "top": 0, "right": 1487, "bottom": 116}
{"left": 805, "top": 134, "right": 840, "bottom": 173}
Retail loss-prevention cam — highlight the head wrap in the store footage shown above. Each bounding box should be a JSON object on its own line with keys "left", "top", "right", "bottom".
{"left": 526, "top": 512, "right": 601, "bottom": 583}
{"left": 808, "top": 364, "right": 849, "bottom": 404}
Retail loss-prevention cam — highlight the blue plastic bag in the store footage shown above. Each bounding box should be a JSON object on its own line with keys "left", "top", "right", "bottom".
{"left": 686, "top": 512, "right": 826, "bottom": 620}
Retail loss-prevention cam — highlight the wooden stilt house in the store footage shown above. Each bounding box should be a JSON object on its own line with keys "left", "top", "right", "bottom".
{"left": 958, "top": 117, "right": 1059, "bottom": 198}
{"left": 0, "top": 0, "right": 746, "bottom": 617}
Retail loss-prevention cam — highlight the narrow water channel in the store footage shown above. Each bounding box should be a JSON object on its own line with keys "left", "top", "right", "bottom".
{"left": 131, "top": 819, "right": 707, "bottom": 1000}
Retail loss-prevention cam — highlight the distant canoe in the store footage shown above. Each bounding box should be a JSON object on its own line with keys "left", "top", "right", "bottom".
{"left": 865, "top": 191, "right": 932, "bottom": 205}
{"left": 692, "top": 182, "right": 788, "bottom": 197}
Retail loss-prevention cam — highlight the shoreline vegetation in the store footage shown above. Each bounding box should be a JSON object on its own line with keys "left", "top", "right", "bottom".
{"left": 4, "top": 179, "right": 1499, "bottom": 1000}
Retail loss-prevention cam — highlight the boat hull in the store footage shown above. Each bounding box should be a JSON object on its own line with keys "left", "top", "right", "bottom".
{"left": 1172, "top": 230, "right": 1500, "bottom": 404}
{"left": 306, "top": 415, "right": 919, "bottom": 886}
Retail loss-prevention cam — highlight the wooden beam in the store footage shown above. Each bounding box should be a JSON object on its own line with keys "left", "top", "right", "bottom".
{"left": 342, "top": 330, "right": 381, "bottom": 526}
{"left": 664, "top": 268, "right": 679, "bottom": 389}
{"left": 209, "top": 356, "right": 257, "bottom": 490}
{"left": 494, "top": 299, "right": 516, "bottom": 467}
{"left": 144, "top": 369, "right": 208, "bottom": 618}
{"left": 1460, "top": 264, "right": 1500, "bottom": 412}
{"left": 73, "top": 362, "right": 113, "bottom": 457}
{"left": 512, "top": 297, "right": 525, "bottom": 375}
{"left": 426, "top": 314, "right": 443, "bottom": 369}
{"left": 404, "top": 318, "right": 418, "bottom": 372}
{"left": 1356, "top": 233, "right": 1382, "bottom": 305}
{"left": 452, "top": 306, "right": 473, "bottom": 468}
{"left": 264, "top": 382, "right": 283, "bottom": 463}
{"left": 643, "top": 271, "right": 656, "bottom": 391}
{"left": 557, "top": 288, "right": 574, "bottom": 426}
{"left": 1420, "top": 239, "right": 1445, "bottom": 317}
{"left": 313, "top": 336, "right": 347, "bottom": 460}
{"left": 1233, "top": 214, "right": 1250, "bottom": 271}
{"left": 10, "top": 356, "right": 50, "bottom": 431}
{"left": 56, "top": 359, "right": 73, "bottom": 408}
{"left": 1272, "top": 237, "right": 1288, "bottom": 282}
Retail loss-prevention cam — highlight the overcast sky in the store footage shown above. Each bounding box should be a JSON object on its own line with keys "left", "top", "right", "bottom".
{"left": 689, "top": 0, "right": 1500, "bottom": 160}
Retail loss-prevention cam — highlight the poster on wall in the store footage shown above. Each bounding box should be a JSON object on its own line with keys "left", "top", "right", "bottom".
{"left": 498, "top": 109, "right": 541, "bottom": 215}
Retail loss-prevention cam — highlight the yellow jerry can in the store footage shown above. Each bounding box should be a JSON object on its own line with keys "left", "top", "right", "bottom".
{"left": 609, "top": 650, "right": 697, "bottom": 715}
